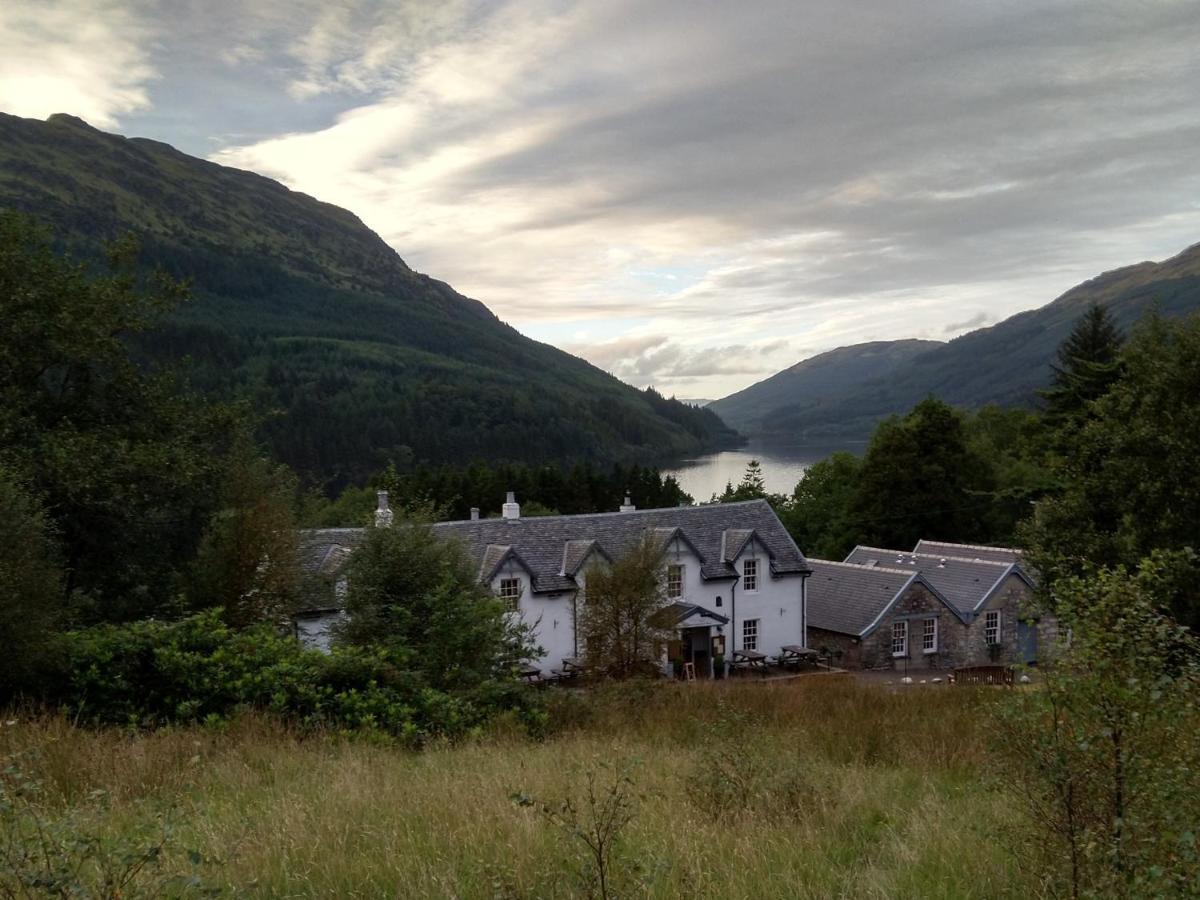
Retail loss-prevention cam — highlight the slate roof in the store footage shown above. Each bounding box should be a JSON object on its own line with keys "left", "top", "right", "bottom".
{"left": 843, "top": 546, "right": 1026, "bottom": 616}
{"left": 806, "top": 559, "right": 968, "bottom": 636}
{"left": 911, "top": 540, "right": 1023, "bottom": 566}
{"left": 298, "top": 499, "right": 809, "bottom": 596}
{"left": 651, "top": 601, "right": 730, "bottom": 628}
{"left": 298, "top": 528, "right": 364, "bottom": 576}
{"left": 806, "top": 559, "right": 917, "bottom": 636}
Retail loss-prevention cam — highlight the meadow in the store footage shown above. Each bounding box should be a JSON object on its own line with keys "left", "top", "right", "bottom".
{"left": 1, "top": 678, "right": 1038, "bottom": 899}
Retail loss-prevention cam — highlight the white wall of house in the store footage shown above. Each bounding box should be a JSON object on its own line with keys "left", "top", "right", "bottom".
{"left": 729, "top": 538, "right": 806, "bottom": 657}
{"left": 491, "top": 565, "right": 576, "bottom": 673}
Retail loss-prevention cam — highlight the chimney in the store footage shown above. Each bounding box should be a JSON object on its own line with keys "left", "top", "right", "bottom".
{"left": 501, "top": 491, "right": 520, "bottom": 520}
{"left": 470, "top": 507, "right": 480, "bottom": 521}
{"left": 375, "top": 490, "right": 394, "bottom": 528}
{"left": 619, "top": 493, "right": 636, "bottom": 513}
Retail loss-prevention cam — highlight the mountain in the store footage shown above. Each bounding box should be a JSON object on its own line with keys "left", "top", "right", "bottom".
{"left": 707, "top": 339, "right": 941, "bottom": 433}
{"left": 0, "top": 113, "right": 738, "bottom": 487}
{"left": 712, "top": 241, "right": 1200, "bottom": 438}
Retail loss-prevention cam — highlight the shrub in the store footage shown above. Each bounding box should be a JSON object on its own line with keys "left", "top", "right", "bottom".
{"left": 48, "top": 610, "right": 542, "bottom": 744}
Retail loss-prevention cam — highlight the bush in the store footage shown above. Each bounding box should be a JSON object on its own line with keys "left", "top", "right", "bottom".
{"left": 48, "top": 610, "right": 542, "bottom": 744}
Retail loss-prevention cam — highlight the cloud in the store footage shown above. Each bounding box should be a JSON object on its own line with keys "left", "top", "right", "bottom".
{"left": 943, "top": 312, "right": 991, "bottom": 334}
{"left": 0, "top": 1, "right": 157, "bottom": 128}
{"left": 19, "top": 0, "right": 1200, "bottom": 398}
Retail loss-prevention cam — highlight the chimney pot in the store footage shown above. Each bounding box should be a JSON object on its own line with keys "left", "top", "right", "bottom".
{"left": 619, "top": 493, "right": 636, "bottom": 513}
{"left": 374, "top": 490, "right": 394, "bottom": 528}
{"left": 502, "top": 491, "right": 521, "bottom": 520}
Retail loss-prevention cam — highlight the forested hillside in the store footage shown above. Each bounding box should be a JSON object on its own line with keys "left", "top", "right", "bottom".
{"left": 714, "top": 242, "right": 1200, "bottom": 438}
{"left": 0, "top": 112, "right": 736, "bottom": 488}
{"left": 708, "top": 339, "right": 940, "bottom": 433}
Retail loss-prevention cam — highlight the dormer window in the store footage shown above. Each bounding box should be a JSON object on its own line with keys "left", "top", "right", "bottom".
{"left": 498, "top": 577, "right": 522, "bottom": 612}
{"left": 742, "top": 558, "right": 758, "bottom": 592}
{"left": 666, "top": 564, "right": 684, "bottom": 599}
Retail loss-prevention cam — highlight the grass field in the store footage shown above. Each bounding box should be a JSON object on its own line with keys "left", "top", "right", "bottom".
{"left": 1, "top": 678, "right": 1039, "bottom": 898}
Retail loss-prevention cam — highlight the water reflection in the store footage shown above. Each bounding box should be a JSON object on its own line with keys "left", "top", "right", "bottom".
{"left": 663, "top": 439, "right": 865, "bottom": 502}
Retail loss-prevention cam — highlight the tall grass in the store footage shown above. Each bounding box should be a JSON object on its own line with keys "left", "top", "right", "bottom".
{"left": 1, "top": 679, "right": 1034, "bottom": 898}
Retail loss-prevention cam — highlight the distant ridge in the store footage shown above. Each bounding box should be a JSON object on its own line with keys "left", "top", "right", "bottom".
{"left": 0, "top": 112, "right": 739, "bottom": 486}
{"left": 711, "top": 242, "right": 1200, "bottom": 437}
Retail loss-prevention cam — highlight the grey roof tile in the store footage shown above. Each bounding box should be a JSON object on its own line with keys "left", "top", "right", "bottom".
{"left": 843, "top": 546, "right": 1017, "bottom": 615}
{"left": 806, "top": 559, "right": 917, "bottom": 636}
{"left": 298, "top": 499, "right": 809, "bottom": 595}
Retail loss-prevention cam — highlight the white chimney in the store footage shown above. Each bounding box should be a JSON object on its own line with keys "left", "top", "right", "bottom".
{"left": 619, "top": 493, "right": 636, "bottom": 513}
{"left": 375, "top": 490, "right": 394, "bottom": 528}
{"left": 502, "top": 491, "right": 520, "bottom": 520}
{"left": 470, "top": 507, "right": 480, "bottom": 521}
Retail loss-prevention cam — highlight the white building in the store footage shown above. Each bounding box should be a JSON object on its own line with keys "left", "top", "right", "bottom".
{"left": 298, "top": 493, "right": 812, "bottom": 678}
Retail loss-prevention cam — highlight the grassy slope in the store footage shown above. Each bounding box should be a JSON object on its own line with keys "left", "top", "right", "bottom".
{"left": 0, "top": 113, "right": 737, "bottom": 484}
{"left": 715, "top": 242, "right": 1200, "bottom": 439}
{"left": 2, "top": 680, "right": 1033, "bottom": 898}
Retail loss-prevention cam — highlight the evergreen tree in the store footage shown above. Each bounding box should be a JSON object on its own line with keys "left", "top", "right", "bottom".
{"left": 1039, "top": 303, "right": 1124, "bottom": 426}
{"left": 849, "top": 398, "right": 995, "bottom": 549}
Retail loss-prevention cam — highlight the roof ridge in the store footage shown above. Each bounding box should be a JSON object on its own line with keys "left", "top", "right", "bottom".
{"left": 915, "top": 539, "right": 1023, "bottom": 554}
{"left": 810, "top": 558, "right": 915, "bottom": 576}
{"left": 911, "top": 552, "right": 1010, "bottom": 568}
{"left": 431, "top": 498, "right": 769, "bottom": 527}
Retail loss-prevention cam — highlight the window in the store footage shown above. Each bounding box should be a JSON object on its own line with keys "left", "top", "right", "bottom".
{"left": 742, "top": 618, "right": 759, "bottom": 651}
{"left": 666, "top": 564, "right": 684, "bottom": 599}
{"left": 742, "top": 558, "right": 758, "bottom": 592}
{"left": 891, "top": 620, "right": 908, "bottom": 657}
{"left": 498, "top": 577, "right": 522, "bottom": 612}
{"left": 985, "top": 609, "right": 1002, "bottom": 645}
{"left": 922, "top": 617, "right": 938, "bottom": 654}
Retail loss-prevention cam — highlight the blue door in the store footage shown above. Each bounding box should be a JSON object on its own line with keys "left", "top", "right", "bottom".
{"left": 1017, "top": 620, "right": 1038, "bottom": 664}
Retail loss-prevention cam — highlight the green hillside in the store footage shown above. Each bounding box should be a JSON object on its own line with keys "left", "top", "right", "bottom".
{"left": 715, "top": 242, "right": 1200, "bottom": 438}
{"left": 707, "top": 339, "right": 941, "bottom": 433}
{"left": 0, "top": 113, "right": 737, "bottom": 487}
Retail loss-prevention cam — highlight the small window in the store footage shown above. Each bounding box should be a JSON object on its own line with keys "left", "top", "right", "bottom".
{"left": 891, "top": 620, "right": 908, "bottom": 657}
{"left": 742, "top": 558, "right": 758, "bottom": 592}
{"left": 922, "top": 617, "right": 938, "bottom": 654}
{"left": 743, "top": 618, "right": 759, "bottom": 651}
{"left": 666, "top": 564, "right": 684, "bottom": 599}
{"left": 985, "top": 609, "right": 1002, "bottom": 645}
{"left": 498, "top": 577, "right": 522, "bottom": 612}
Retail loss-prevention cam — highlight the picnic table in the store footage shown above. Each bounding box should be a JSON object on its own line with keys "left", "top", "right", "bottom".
{"left": 778, "top": 645, "right": 820, "bottom": 670}
{"left": 518, "top": 663, "right": 543, "bottom": 684}
{"left": 730, "top": 649, "right": 771, "bottom": 677}
{"left": 560, "top": 657, "right": 593, "bottom": 679}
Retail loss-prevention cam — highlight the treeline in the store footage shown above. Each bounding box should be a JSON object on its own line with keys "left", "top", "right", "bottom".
{"left": 725, "top": 303, "right": 1200, "bottom": 628}
{"left": 0, "top": 214, "right": 539, "bottom": 739}
{"left": 305, "top": 460, "right": 693, "bottom": 526}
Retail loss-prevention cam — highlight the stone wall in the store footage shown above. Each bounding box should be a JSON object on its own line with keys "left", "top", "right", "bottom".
{"left": 961, "top": 575, "right": 1058, "bottom": 667}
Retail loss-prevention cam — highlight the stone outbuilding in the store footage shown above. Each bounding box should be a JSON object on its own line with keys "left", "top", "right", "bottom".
{"left": 807, "top": 541, "right": 1057, "bottom": 671}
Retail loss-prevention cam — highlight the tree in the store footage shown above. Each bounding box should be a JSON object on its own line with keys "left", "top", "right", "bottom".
{"left": 339, "top": 515, "right": 530, "bottom": 691}
{"left": 777, "top": 452, "right": 863, "bottom": 559}
{"left": 0, "top": 468, "right": 63, "bottom": 699}
{"left": 0, "top": 213, "right": 240, "bottom": 620}
{"left": 1022, "top": 312, "right": 1200, "bottom": 627}
{"left": 994, "top": 554, "right": 1200, "bottom": 896}
{"left": 576, "top": 535, "right": 673, "bottom": 678}
{"left": 848, "top": 398, "right": 995, "bottom": 549}
{"left": 1039, "top": 303, "right": 1124, "bottom": 429}
{"left": 717, "top": 459, "right": 769, "bottom": 502}
{"left": 188, "top": 438, "right": 300, "bottom": 628}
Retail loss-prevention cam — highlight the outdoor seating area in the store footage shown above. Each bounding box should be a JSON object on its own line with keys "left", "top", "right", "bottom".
{"left": 727, "top": 646, "right": 831, "bottom": 679}
{"left": 952, "top": 665, "right": 1015, "bottom": 686}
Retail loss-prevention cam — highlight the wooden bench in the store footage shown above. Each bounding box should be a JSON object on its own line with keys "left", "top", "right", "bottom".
{"left": 952, "top": 665, "right": 1015, "bottom": 686}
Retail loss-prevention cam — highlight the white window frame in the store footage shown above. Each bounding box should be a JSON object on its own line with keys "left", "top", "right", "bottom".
{"left": 985, "top": 609, "right": 1002, "bottom": 645}
{"left": 666, "top": 564, "right": 684, "bottom": 599}
{"left": 742, "top": 618, "right": 759, "bottom": 651}
{"left": 891, "top": 620, "right": 908, "bottom": 657}
{"left": 922, "top": 617, "right": 938, "bottom": 654}
{"left": 498, "top": 577, "right": 522, "bottom": 612}
{"left": 742, "top": 558, "right": 758, "bottom": 593}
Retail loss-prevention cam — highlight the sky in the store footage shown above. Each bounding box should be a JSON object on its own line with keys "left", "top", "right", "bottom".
{"left": 3, "top": 0, "right": 1200, "bottom": 399}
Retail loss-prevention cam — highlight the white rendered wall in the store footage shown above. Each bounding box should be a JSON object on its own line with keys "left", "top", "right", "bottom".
{"left": 730, "top": 539, "right": 806, "bottom": 657}
{"left": 491, "top": 564, "right": 576, "bottom": 674}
